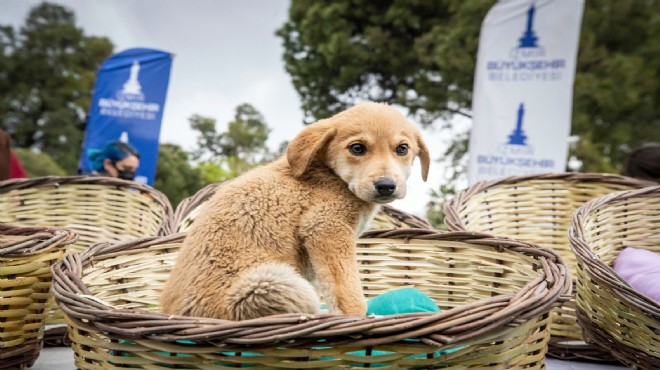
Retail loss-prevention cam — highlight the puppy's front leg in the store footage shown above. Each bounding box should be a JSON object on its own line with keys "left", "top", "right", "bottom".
{"left": 304, "top": 226, "right": 366, "bottom": 316}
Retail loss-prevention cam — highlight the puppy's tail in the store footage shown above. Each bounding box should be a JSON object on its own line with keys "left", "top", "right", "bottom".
{"left": 225, "top": 263, "right": 321, "bottom": 320}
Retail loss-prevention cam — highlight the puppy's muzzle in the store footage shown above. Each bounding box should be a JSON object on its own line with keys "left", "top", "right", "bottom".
{"left": 374, "top": 178, "right": 396, "bottom": 198}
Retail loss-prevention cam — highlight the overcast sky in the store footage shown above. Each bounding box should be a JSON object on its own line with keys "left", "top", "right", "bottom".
{"left": 3, "top": 0, "right": 455, "bottom": 216}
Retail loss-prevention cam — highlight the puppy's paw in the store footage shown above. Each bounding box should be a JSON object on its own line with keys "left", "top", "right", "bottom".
{"left": 339, "top": 296, "right": 367, "bottom": 316}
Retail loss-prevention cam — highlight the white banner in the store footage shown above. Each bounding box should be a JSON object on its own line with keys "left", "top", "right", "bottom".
{"left": 468, "top": 0, "right": 584, "bottom": 184}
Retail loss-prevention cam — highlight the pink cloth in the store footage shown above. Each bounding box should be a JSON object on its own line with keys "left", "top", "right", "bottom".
{"left": 613, "top": 247, "right": 660, "bottom": 303}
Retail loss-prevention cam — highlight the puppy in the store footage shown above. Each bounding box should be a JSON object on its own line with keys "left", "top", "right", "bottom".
{"left": 161, "top": 102, "right": 430, "bottom": 320}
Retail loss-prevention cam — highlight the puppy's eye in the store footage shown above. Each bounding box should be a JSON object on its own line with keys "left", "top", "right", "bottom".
{"left": 396, "top": 144, "right": 409, "bottom": 156}
{"left": 349, "top": 143, "right": 367, "bottom": 156}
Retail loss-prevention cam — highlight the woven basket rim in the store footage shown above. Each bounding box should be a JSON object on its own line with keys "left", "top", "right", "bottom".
{"left": 444, "top": 172, "right": 656, "bottom": 230}
{"left": 377, "top": 205, "right": 434, "bottom": 229}
{"left": 172, "top": 182, "right": 221, "bottom": 229}
{"left": 568, "top": 185, "right": 660, "bottom": 317}
{"left": 173, "top": 182, "right": 434, "bottom": 231}
{"left": 0, "top": 224, "right": 78, "bottom": 257}
{"left": 0, "top": 175, "right": 174, "bottom": 235}
{"left": 52, "top": 229, "right": 570, "bottom": 348}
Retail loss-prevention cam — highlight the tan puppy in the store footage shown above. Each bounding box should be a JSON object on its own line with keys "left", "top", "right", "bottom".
{"left": 161, "top": 102, "right": 430, "bottom": 320}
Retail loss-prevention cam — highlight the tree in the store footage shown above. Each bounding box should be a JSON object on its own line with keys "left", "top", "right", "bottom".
{"left": 190, "top": 114, "right": 223, "bottom": 160}
{"left": 277, "top": 0, "right": 486, "bottom": 126}
{"left": 278, "top": 0, "right": 659, "bottom": 225}
{"left": 13, "top": 147, "right": 67, "bottom": 177}
{"left": 154, "top": 144, "right": 205, "bottom": 208}
{"left": 0, "top": 2, "right": 114, "bottom": 173}
{"left": 157, "top": 104, "right": 275, "bottom": 207}
{"left": 223, "top": 104, "right": 271, "bottom": 161}
{"left": 570, "top": 1, "right": 659, "bottom": 172}
{"left": 190, "top": 103, "right": 272, "bottom": 179}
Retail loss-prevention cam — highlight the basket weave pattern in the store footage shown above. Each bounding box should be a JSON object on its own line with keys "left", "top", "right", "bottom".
{"left": 173, "top": 182, "right": 433, "bottom": 233}
{"left": 0, "top": 177, "right": 173, "bottom": 251}
{"left": 0, "top": 224, "right": 77, "bottom": 369}
{"left": 52, "top": 229, "right": 569, "bottom": 369}
{"left": 172, "top": 183, "right": 221, "bottom": 233}
{"left": 444, "top": 173, "right": 654, "bottom": 360}
{"left": 370, "top": 206, "right": 433, "bottom": 230}
{"left": 0, "top": 176, "right": 173, "bottom": 341}
{"left": 569, "top": 186, "right": 660, "bottom": 369}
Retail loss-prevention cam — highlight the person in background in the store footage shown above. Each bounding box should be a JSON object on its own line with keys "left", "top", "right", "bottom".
{"left": 624, "top": 143, "right": 660, "bottom": 182}
{"left": 88, "top": 141, "right": 140, "bottom": 181}
{"left": 1, "top": 128, "right": 28, "bottom": 179}
{"left": 0, "top": 128, "right": 10, "bottom": 180}
{"left": 9, "top": 150, "right": 27, "bottom": 178}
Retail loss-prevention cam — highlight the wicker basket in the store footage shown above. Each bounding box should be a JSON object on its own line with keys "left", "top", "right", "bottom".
{"left": 171, "top": 183, "right": 220, "bottom": 232}
{"left": 51, "top": 229, "right": 570, "bottom": 369}
{"left": 569, "top": 186, "right": 660, "bottom": 369}
{"left": 370, "top": 206, "right": 433, "bottom": 230}
{"left": 0, "top": 176, "right": 174, "bottom": 345}
{"left": 173, "top": 182, "right": 433, "bottom": 233}
{"left": 443, "top": 172, "right": 654, "bottom": 360}
{"left": 0, "top": 224, "right": 77, "bottom": 369}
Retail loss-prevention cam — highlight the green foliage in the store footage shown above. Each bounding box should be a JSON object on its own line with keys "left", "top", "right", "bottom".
{"left": 0, "top": 2, "right": 114, "bottom": 173}
{"left": 277, "top": 0, "right": 491, "bottom": 125}
{"left": 190, "top": 114, "right": 223, "bottom": 160}
{"left": 278, "top": 0, "right": 660, "bottom": 224}
{"left": 155, "top": 104, "right": 275, "bottom": 208}
{"left": 224, "top": 104, "right": 271, "bottom": 158}
{"left": 13, "top": 147, "right": 67, "bottom": 177}
{"left": 571, "top": 1, "right": 660, "bottom": 172}
{"left": 190, "top": 103, "right": 272, "bottom": 179}
{"left": 196, "top": 159, "right": 237, "bottom": 184}
{"left": 154, "top": 144, "right": 205, "bottom": 208}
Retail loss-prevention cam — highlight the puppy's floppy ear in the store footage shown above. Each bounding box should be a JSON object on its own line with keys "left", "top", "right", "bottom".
{"left": 287, "top": 121, "right": 337, "bottom": 177}
{"left": 415, "top": 131, "right": 430, "bottom": 182}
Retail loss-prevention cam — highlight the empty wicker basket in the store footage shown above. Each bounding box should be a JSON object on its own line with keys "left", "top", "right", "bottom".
{"left": 51, "top": 229, "right": 570, "bottom": 369}
{"left": 173, "top": 182, "right": 433, "bottom": 233}
{"left": 443, "top": 172, "right": 654, "bottom": 360}
{"left": 569, "top": 186, "right": 660, "bottom": 369}
{"left": 0, "top": 224, "right": 77, "bottom": 369}
{"left": 0, "top": 176, "right": 173, "bottom": 344}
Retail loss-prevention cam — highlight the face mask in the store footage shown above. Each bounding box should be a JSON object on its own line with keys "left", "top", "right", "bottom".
{"left": 117, "top": 169, "right": 136, "bottom": 181}
{"left": 112, "top": 162, "right": 136, "bottom": 181}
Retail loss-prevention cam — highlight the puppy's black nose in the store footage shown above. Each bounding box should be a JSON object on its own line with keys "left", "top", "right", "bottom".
{"left": 374, "top": 178, "right": 396, "bottom": 197}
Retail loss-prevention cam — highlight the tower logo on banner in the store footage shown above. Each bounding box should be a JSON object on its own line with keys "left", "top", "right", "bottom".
{"left": 468, "top": 0, "right": 584, "bottom": 184}
{"left": 98, "top": 60, "right": 160, "bottom": 123}
{"left": 500, "top": 102, "right": 532, "bottom": 154}
{"left": 120, "top": 61, "right": 144, "bottom": 98}
{"left": 512, "top": 3, "right": 543, "bottom": 56}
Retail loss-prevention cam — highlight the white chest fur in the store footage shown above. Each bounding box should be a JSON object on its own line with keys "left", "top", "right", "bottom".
{"left": 356, "top": 204, "right": 382, "bottom": 237}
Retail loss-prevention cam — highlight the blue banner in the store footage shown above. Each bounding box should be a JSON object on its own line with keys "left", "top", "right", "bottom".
{"left": 79, "top": 48, "right": 173, "bottom": 185}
